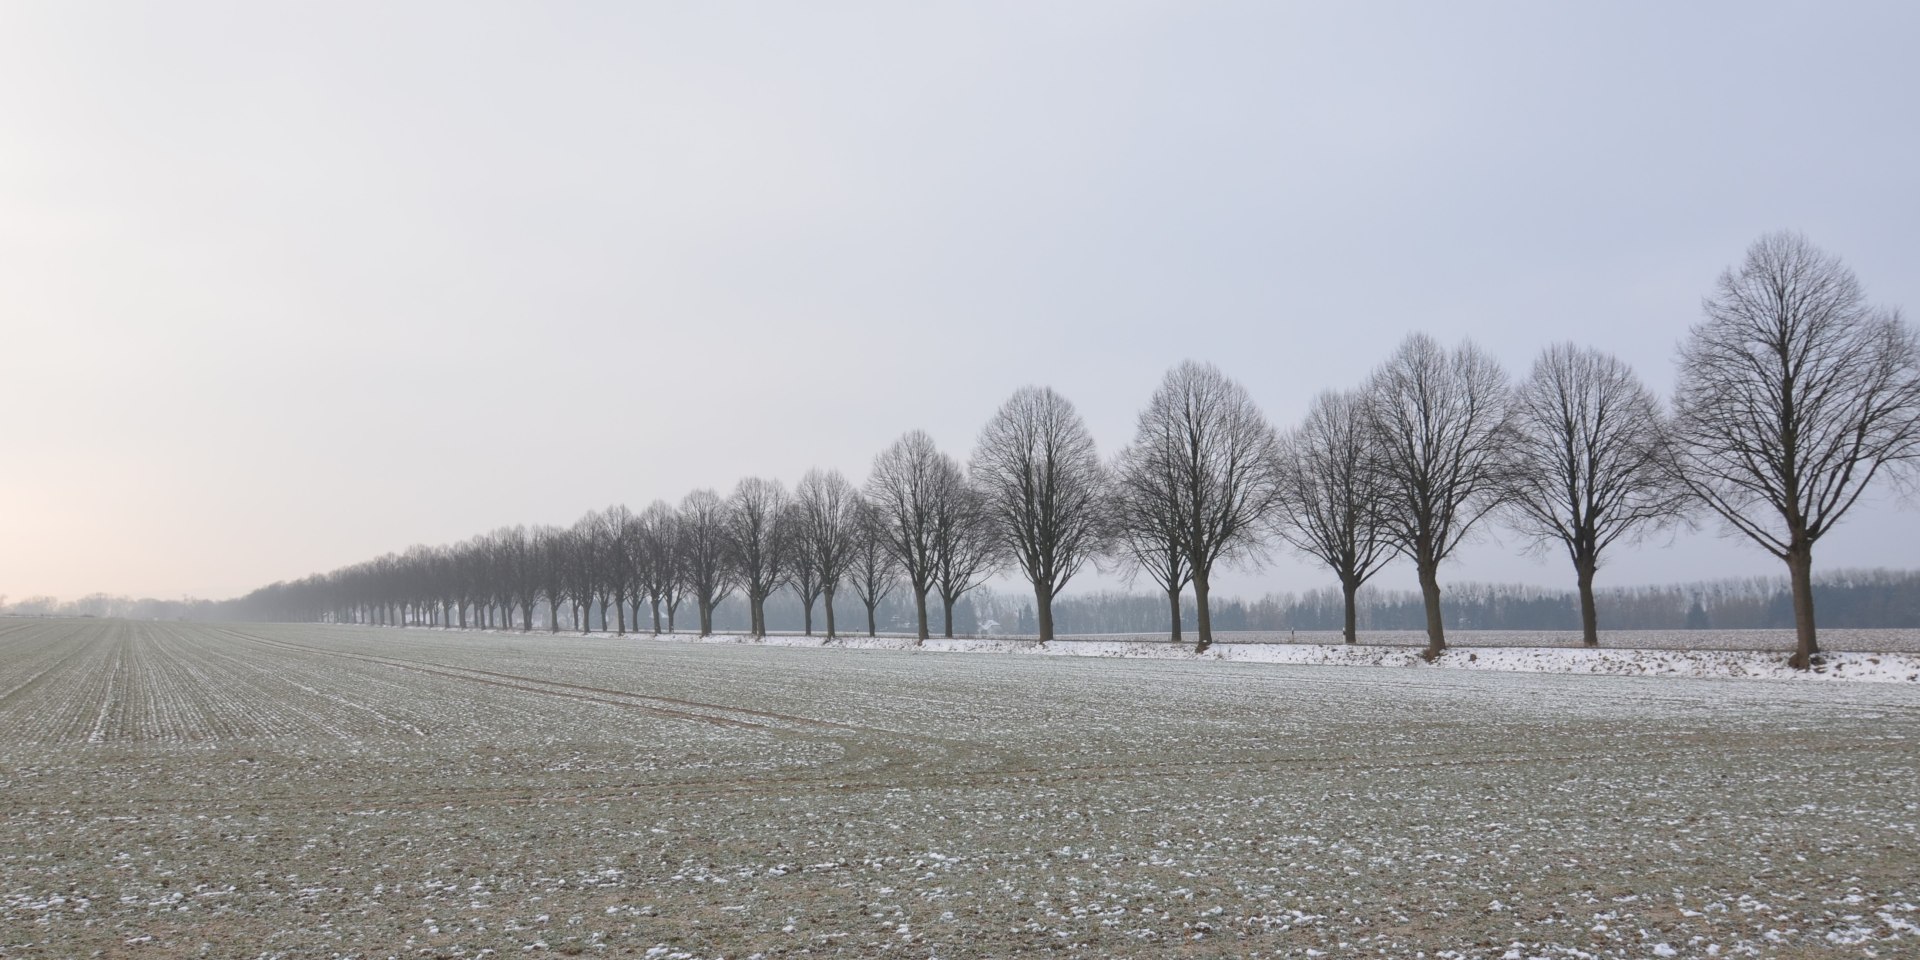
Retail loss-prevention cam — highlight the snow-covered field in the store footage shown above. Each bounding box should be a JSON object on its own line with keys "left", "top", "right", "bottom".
{"left": 3, "top": 619, "right": 1918, "bottom": 957}
{"left": 625, "top": 630, "right": 1920, "bottom": 683}
{"left": 1095, "top": 627, "right": 1920, "bottom": 654}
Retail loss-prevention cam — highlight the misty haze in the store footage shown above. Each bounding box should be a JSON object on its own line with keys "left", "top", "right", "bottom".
{"left": 3, "top": 3, "right": 1918, "bottom": 958}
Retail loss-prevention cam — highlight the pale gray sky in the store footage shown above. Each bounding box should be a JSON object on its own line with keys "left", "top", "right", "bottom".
{"left": 3, "top": 1, "right": 1917, "bottom": 602}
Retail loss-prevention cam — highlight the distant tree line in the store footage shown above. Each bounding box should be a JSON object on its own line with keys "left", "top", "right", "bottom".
{"left": 1022, "top": 568, "right": 1920, "bottom": 634}
{"left": 21, "top": 566, "right": 1920, "bottom": 636}
{"left": 205, "top": 233, "right": 1919, "bottom": 669}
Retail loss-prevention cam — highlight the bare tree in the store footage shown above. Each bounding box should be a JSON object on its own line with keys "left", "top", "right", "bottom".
{"left": 1108, "top": 460, "right": 1194, "bottom": 642}
{"left": 845, "top": 497, "right": 900, "bottom": 637}
{"left": 1508, "top": 345, "right": 1688, "bottom": 647}
{"left": 1115, "top": 361, "right": 1284, "bottom": 653}
{"left": 503, "top": 525, "right": 539, "bottom": 630}
{"left": 1672, "top": 232, "right": 1920, "bottom": 669}
{"left": 866, "top": 431, "right": 950, "bottom": 643}
{"left": 1275, "top": 389, "right": 1393, "bottom": 645}
{"left": 932, "top": 476, "right": 1001, "bottom": 638}
{"left": 723, "top": 477, "right": 791, "bottom": 638}
{"left": 1365, "top": 334, "right": 1514, "bottom": 660}
{"left": 566, "top": 511, "right": 609, "bottom": 634}
{"left": 600, "top": 505, "right": 640, "bottom": 634}
{"left": 971, "top": 386, "right": 1110, "bottom": 643}
{"left": 677, "top": 489, "right": 734, "bottom": 636}
{"left": 791, "top": 469, "right": 860, "bottom": 638}
{"left": 634, "top": 500, "right": 681, "bottom": 634}
{"left": 533, "top": 525, "right": 571, "bottom": 633}
{"left": 785, "top": 497, "right": 826, "bottom": 636}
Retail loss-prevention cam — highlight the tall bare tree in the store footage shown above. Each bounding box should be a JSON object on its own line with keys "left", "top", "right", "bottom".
{"left": 1108, "top": 465, "right": 1193, "bottom": 642}
{"left": 1673, "top": 232, "right": 1920, "bottom": 669}
{"left": 600, "top": 505, "right": 639, "bottom": 634}
{"left": 566, "top": 511, "right": 610, "bottom": 634}
{"left": 634, "top": 500, "right": 682, "bottom": 634}
{"left": 971, "top": 386, "right": 1110, "bottom": 643}
{"left": 1115, "top": 361, "right": 1284, "bottom": 653}
{"left": 1508, "top": 345, "right": 1688, "bottom": 647}
{"left": 724, "top": 477, "right": 791, "bottom": 638}
{"left": 496, "top": 525, "right": 537, "bottom": 631}
{"left": 1275, "top": 389, "right": 1393, "bottom": 645}
{"left": 677, "top": 489, "right": 734, "bottom": 636}
{"left": 791, "top": 469, "right": 860, "bottom": 638}
{"left": 932, "top": 477, "right": 1001, "bottom": 638}
{"left": 1365, "top": 334, "right": 1514, "bottom": 660}
{"left": 866, "top": 431, "right": 951, "bottom": 643}
{"left": 845, "top": 497, "right": 901, "bottom": 637}
{"left": 533, "top": 525, "right": 571, "bottom": 633}
{"left": 785, "top": 497, "right": 827, "bottom": 637}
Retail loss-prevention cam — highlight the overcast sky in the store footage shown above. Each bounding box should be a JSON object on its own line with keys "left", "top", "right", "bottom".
{"left": 3, "top": 1, "right": 1918, "bottom": 603}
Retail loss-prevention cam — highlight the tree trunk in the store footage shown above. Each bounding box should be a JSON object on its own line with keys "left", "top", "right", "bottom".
{"left": 802, "top": 597, "right": 815, "bottom": 636}
{"left": 1167, "top": 586, "right": 1182, "bottom": 643}
{"left": 699, "top": 599, "right": 713, "bottom": 637}
{"left": 1417, "top": 559, "right": 1446, "bottom": 660}
{"left": 823, "top": 588, "right": 837, "bottom": 639}
{"left": 1575, "top": 554, "right": 1599, "bottom": 648}
{"left": 651, "top": 599, "right": 662, "bottom": 635}
{"left": 865, "top": 600, "right": 878, "bottom": 637}
{"left": 1341, "top": 576, "right": 1359, "bottom": 645}
{"left": 548, "top": 598, "right": 559, "bottom": 633}
{"left": 1035, "top": 583, "right": 1054, "bottom": 644}
{"left": 615, "top": 595, "right": 626, "bottom": 635}
{"left": 1193, "top": 569, "right": 1213, "bottom": 653}
{"left": 1786, "top": 542, "right": 1819, "bottom": 669}
{"left": 913, "top": 588, "right": 929, "bottom": 644}
{"left": 941, "top": 596, "right": 955, "bottom": 639}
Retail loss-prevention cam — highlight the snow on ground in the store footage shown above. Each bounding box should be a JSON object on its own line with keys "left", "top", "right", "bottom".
{"left": 578, "top": 629, "right": 1920, "bottom": 683}
{"left": 3, "top": 619, "right": 1918, "bottom": 958}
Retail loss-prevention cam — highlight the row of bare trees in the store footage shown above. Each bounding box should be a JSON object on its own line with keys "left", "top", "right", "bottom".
{"left": 1259, "top": 232, "right": 1920, "bottom": 668}
{"left": 237, "top": 233, "right": 1919, "bottom": 669}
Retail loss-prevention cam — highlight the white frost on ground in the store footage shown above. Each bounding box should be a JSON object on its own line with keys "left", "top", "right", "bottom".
{"left": 595, "top": 631, "right": 1920, "bottom": 683}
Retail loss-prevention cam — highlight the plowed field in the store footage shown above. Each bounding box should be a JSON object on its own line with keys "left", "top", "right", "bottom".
{"left": 2, "top": 619, "right": 1916, "bottom": 958}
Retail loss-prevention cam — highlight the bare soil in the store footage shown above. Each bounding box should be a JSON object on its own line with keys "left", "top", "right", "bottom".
{"left": 2, "top": 619, "right": 1916, "bottom": 958}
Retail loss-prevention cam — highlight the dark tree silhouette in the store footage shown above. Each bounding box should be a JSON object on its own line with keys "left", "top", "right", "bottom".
{"left": 931, "top": 476, "right": 1000, "bottom": 638}
{"left": 634, "top": 500, "right": 681, "bottom": 634}
{"left": 1508, "top": 345, "right": 1687, "bottom": 647}
{"left": 791, "top": 469, "right": 860, "bottom": 638}
{"left": 1365, "top": 334, "right": 1514, "bottom": 660}
{"left": 971, "top": 386, "right": 1110, "bottom": 644}
{"left": 1275, "top": 389, "right": 1393, "bottom": 645}
{"left": 1672, "top": 232, "right": 1920, "bottom": 669}
{"left": 866, "top": 431, "right": 951, "bottom": 643}
{"left": 1109, "top": 479, "right": 1193, "bottom": 642}
{"left": 723, "top": 477, "right": 791, "bottom": 638}
{"left": 533, "top": 525, "right": 571, "bottom": 633}
{"left": 566, "top": 512, "right": 607, "bottom": 633}
{"left": 845, "top": 497, "right": 901, "bottom": 637}
{"left": 677, "top": 489, "right": 734, "bottom": 636}
{"left": 1115, "top": 361, "right": 1284, "bottom": 653}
